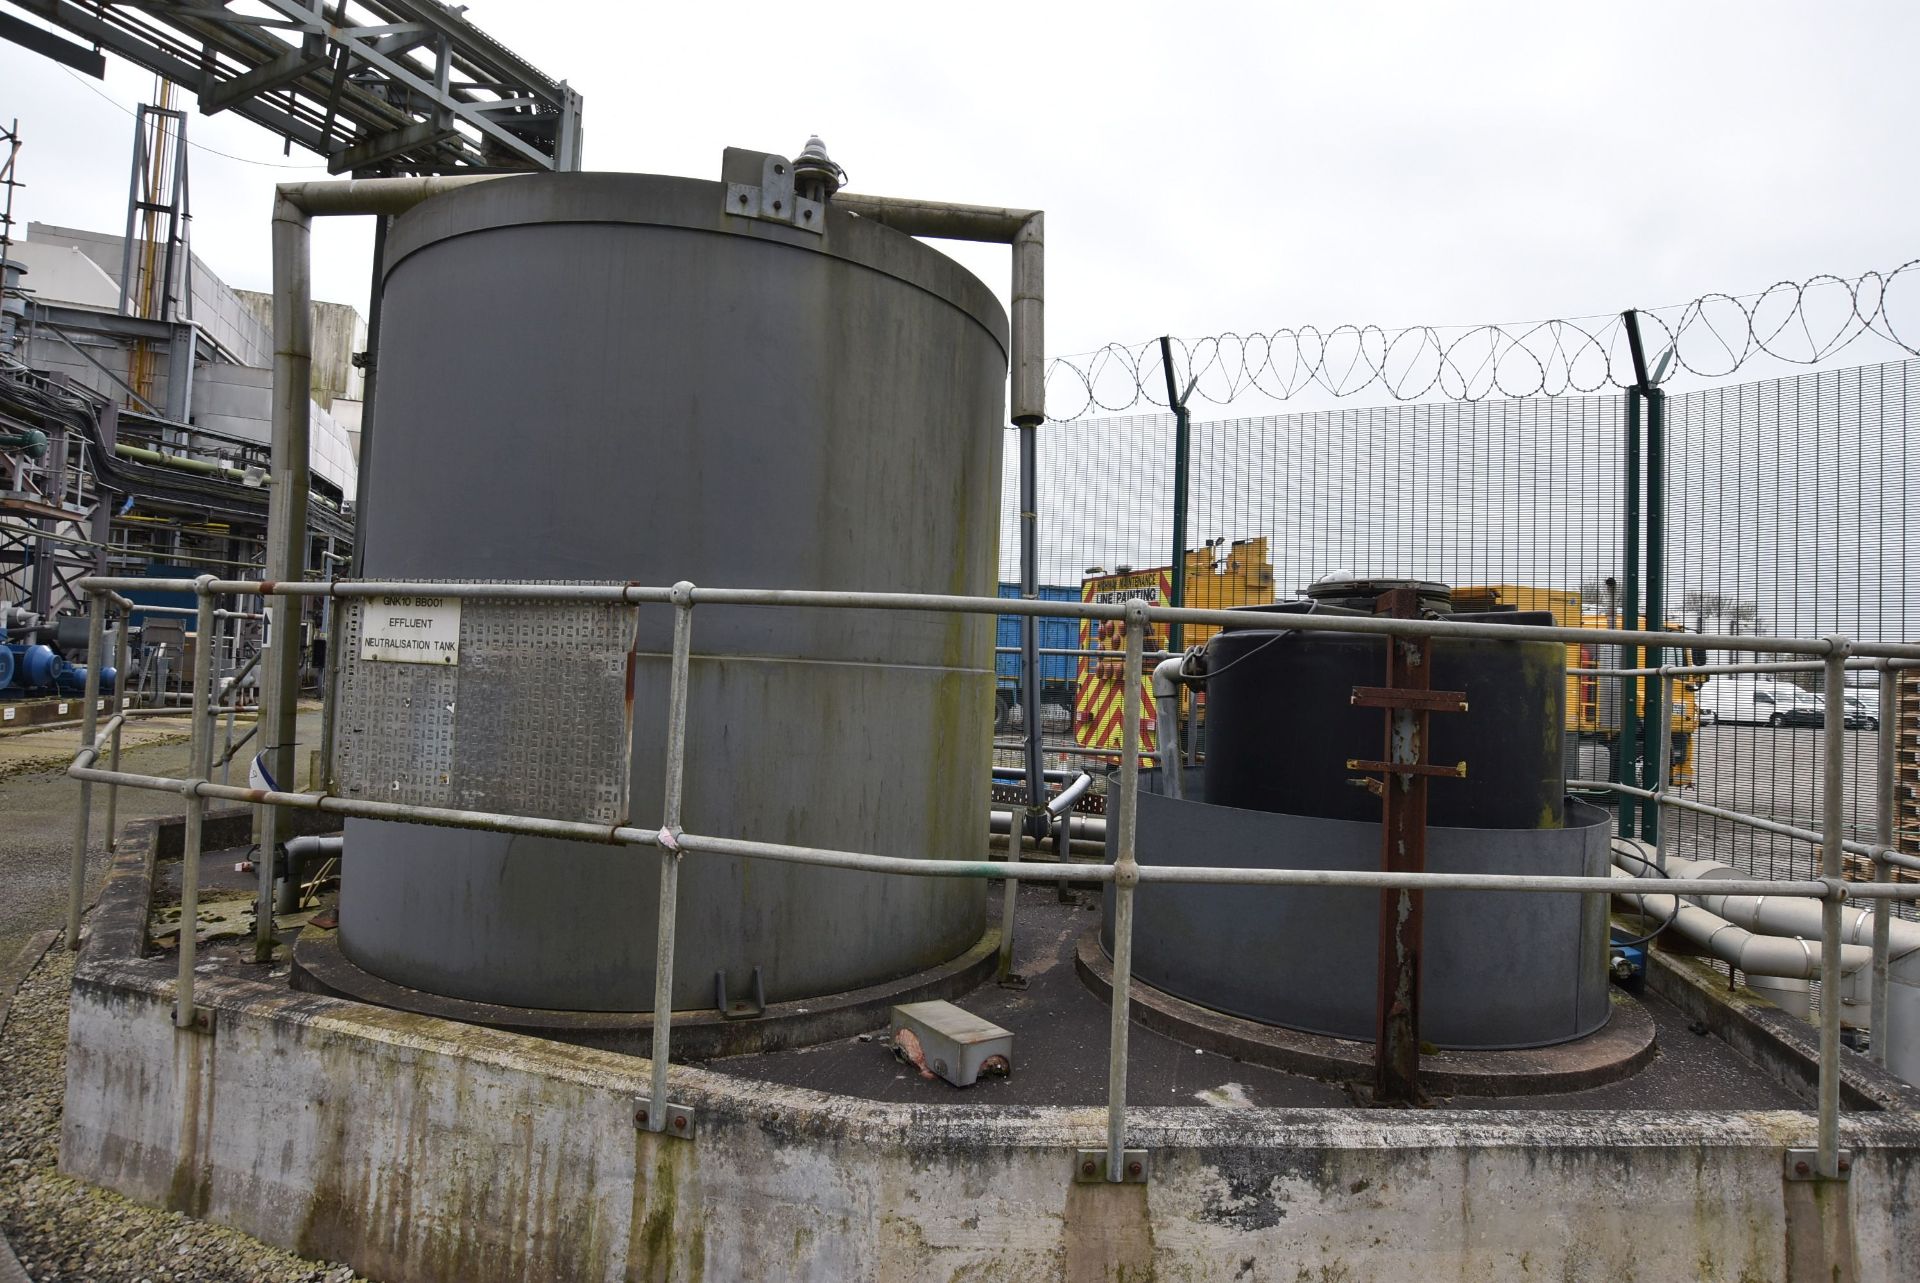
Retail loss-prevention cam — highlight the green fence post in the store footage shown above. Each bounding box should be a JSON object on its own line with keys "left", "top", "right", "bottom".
{"left": 1619, "top": 385, "right": 1642, "bottom": 838}
{"left": 1640, "top": 385, "right": 1665, "bottom": 842}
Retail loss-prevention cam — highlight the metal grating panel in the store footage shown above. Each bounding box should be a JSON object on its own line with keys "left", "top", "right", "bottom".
{"left": 334, "top": 583, "right": 637, "bottom": 824}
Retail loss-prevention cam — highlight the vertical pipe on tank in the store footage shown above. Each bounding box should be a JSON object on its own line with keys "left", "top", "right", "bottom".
{"left": 1019, "top": 425, "right": 1044, "bottom": 840}
{"left": 254, "top": 192, "right": 313, "bottom": 960}
{"left": 348, "top": 215, "right": 388, "bottom": 578}
{"left": 1013, "top": 215, "right": 1048, "bottom": 847}
{"left": 255, "top": 176, "right": 503, "bottom": 963}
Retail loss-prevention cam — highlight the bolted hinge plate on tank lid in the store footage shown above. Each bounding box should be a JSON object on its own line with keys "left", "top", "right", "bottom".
{"left": 720, "top": 147, "right": 826, "bottom": 234}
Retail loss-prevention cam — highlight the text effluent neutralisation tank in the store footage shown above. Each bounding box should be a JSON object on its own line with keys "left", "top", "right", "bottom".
{"left": 337, "top": 170, "right": 1007, "bottom": 1012}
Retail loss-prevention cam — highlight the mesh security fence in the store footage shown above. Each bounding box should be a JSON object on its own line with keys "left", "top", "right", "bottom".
{"left": 997, "top": 358, "right": 1920, "bottom": 903}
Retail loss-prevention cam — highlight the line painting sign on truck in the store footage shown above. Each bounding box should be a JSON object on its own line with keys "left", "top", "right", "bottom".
{"left": 1087, "top": 573, "right": 1164, "bottom": 605}
{"left": 359, "top": 594, "right": 461, "bottom": 665}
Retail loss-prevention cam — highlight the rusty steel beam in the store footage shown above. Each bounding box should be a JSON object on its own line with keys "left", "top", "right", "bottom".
{"left": 1357, "top": 587, "right": 1466, "bottom": 1105}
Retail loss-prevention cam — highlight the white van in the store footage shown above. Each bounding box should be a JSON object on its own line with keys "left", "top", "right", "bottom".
{"left": 1698, "top": 676, "right": 1825, "bottom": 727}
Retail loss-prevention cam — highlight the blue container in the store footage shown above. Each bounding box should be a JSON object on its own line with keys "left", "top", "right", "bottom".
{"left": 995, "top": 582, "right": 1080, "bottom": 690}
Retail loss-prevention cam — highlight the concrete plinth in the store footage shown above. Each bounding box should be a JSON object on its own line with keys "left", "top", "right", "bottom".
{"left": 56, "top": 820, "right": 1920, "bottom": 1282}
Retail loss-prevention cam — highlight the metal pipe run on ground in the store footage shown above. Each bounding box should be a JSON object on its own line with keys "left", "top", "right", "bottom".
{"left": 1610, "top": 868, "right": 1873, "bottom": 980}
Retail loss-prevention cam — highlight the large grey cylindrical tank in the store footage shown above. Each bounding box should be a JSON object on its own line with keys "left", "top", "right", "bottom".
{"left": 338, "top": 172, "right": 1007, "bottom": 1011}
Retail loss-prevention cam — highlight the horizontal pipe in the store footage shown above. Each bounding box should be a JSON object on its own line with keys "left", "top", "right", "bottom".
{"left": 80, "top": 577, "right": 1920, "bottom": 660}
{"left": 1047, "top": 773, "right": 1095, "bottom": 817}
{"left": 114, "top": 442, "right": 262, "bottom": 484}
{"left": 992, "top": 810, "right": 1106, "bottom": 838}
{"left": 1611, "top": 872, "right": 1873, "bottom": 980}
{"left": 833, "top": 193, "right": 1036, "bottom": 242}
{"left": 1664, "top": 856, "right": 1920, "bottom": 961}
{"left": 276, "top": 175, "right": 506, "bottom": 217}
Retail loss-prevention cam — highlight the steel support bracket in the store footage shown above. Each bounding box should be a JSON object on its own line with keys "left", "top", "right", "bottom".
{"left": 1074, "top": 1148, "right": 1150, "bottom": 1184}
{"left": 1783, "top": 1147, "right": 1851, "bottom": 1181}
{"left": 720, "top": 148, "right": 825, "bottom": 234}
{"left": 714, "top": 965, "right": 767, "bottom": 1020}
{"left": 632, "top": 1097, "right": 696, "bottom": 1139}
{"left": 171, "top": 1003, "right": 216, "bottom": 1035}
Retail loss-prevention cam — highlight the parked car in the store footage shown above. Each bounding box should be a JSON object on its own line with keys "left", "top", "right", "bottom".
{"left": 1843, "top": 694, "right": 1880, "bottom": 731}
{"left": 1698, "top": 676, "right": 1824, "bottom": 727}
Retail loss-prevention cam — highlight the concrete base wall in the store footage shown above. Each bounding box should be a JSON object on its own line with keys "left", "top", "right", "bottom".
{"left": 62, "top": 957, "right": 1920, "bottom": 1283}
{"left": 58, "top": 830, "right": 1920, "bottom": 1281}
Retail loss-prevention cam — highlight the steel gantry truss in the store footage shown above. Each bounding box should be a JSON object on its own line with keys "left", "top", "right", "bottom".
{"left": 3, "top": 0, "right": 582, "bottom": 173}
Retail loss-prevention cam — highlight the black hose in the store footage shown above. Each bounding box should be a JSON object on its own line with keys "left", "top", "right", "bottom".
{"left": 1609, "top": 839, "right": 1681, "bottom": 948}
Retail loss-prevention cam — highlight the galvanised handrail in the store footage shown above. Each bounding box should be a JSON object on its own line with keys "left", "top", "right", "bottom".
{"left": 65, "top": 576, "right": 1920, "bottom": 1182}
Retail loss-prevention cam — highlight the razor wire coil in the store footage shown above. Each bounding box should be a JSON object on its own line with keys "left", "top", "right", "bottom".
{"left": 1043, "top": 260, "right": 1920, "bottom": 418}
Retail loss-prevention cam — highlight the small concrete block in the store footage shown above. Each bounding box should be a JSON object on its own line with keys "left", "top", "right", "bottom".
{"left": 890, "top": 1000, "right": 1013, "bottom": 1087}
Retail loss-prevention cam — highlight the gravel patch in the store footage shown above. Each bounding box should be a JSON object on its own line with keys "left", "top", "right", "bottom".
{"left": 0, "top": 946, "right": 371, "bottom": 1282}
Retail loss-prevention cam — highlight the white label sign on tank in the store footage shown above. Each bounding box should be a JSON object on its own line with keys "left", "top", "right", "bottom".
{"left": 358, "top": 594, "right": 462, "bottom": 665}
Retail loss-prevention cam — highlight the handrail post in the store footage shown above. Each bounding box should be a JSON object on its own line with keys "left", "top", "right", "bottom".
{"left": 647, "top": 581, "right": 696, "bottom": 1132}
{"left": 1105, "top": 598, "right": 1147, "bottom": 1180}
{"left": 1652, "top": 669, "right": 1671, "bottom": 871}
{"left": 104, "top": 602, "right": 130, "bottom": 851}
{"left": 1871, "top": 659, "right": 1896, "bottom": 1066}
{"left": 1816, "top": 638, "right": 1849, "bottom": 1176}
{"left": 176, "top": 576, "right": 219, "bottom": 1028}
{"left": 64, "top": 587, "right": 107, "bottom": 950}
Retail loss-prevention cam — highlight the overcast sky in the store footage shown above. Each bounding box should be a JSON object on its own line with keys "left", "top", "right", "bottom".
{"left": 2, "top": 1, "right": 1915, "bottom": 414}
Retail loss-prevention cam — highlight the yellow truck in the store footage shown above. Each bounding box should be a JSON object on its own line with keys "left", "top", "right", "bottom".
{"left": 1075, "top": 537, "right": 1276, "bottom": 755}
{"left": 1452, "top": 584, "right": 1700, "bottom": 787}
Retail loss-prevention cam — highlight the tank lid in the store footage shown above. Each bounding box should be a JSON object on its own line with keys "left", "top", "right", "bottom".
{"left": 1302, "top": 576, "right": 1453, "bottom": 614}
{"left": 381, "top": 171, "right": 1009, "bottom": 359}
